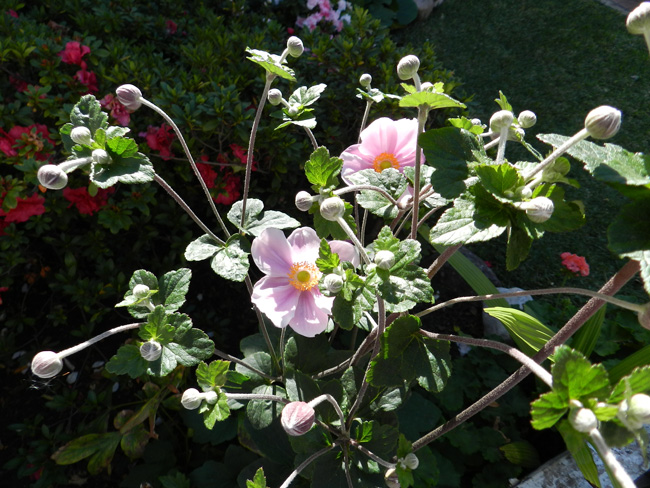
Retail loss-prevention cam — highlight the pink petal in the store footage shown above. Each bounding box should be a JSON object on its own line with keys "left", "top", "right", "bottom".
{"left": 329, "top": 240, "right": 360, "bottom": 267}
{"left": 289, "top": 290, "right": 333, "bottom": 337}
{"left": 287, "top": 227, "right": 320, "bottom": 263}
{"left": 251, "top": 276, "right": 300, "bottom": 328}
{"left": 252, "top": 228, "right": 293, "bottom": 276}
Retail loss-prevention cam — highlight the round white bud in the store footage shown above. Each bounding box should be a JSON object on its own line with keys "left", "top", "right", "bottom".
{"left": 384, "top": 468, "right": 400, "bottom": 488}
{"left": 515, "top": 186, "right": 533, "bottom": 200}
{"left": 92, "top": 149, "right": 112, "bottom": 165}
{"left": 268, "top": 88, "right": 283, "bottom": 106}
{"left": 286, "top": 36, "right": 304, "bottom": 58}
{"left": 70, "top": 126, "right": 93, "bottom": 145}
{"left": 320, "top": 196, "right": 346, "bottom": 221}
{"left": 295, "top": 191, "right": 315, "bottom": 212}
{"left": 203, "top": 390, "right": 219, "bottom": 404}
{"left": 374, "top": 250, "right": 395, "bottom": 270}
{"left": 584, "top": 105, "right": 621, "bottom": 140}
{"left": 521, "top": 197, "right": 554, "bottom": 223}
{"left": 116, "top": 84, "right": 143, "bottom": 111}
{"left": 31, "top": 351, "right": 64, "bottom": 378}
{"left": 400, "top": 452, "right": 419, "bottom": 470}
{"left": 132, "top": 284, "right": 150, "bottom": 299}
{"left": 37, "top": 164, "right": 68, "bottom": 190}
{"left": 489, "top": 110, "right": 514, "bottom": 132}
{"left": 140, "top": 340, "right": 162, "bottom": 362}
{"left": 626, "top": 2, "right": 650, "bottom": 35}
{"left": 181, "top": 388, "right": 203, "bottom": 410}
{"left": 569, "top": 407, "right": 598, "bottom": 433}
{"left": 359, "top": 73, "right": 372, "bottom": 88}
{"left": 420, "top": 81, "right": 433, "bottom": 91}
{"left": 323, "top": 274, "right": 344, "bottom": 294}
{"left": 471, "top": 118, "right": 482, "bottom": 126}
{"left": 620, "top": 393, "right": 650, "bottom": 430}
{"left": 396, "top": 55, "right": 420, "bottom": 80}
{"left": 517, "top": 110, "right": 537, "bottom": 129}
{"left": 281, "top": 401, "right": 315, "bottom": 436}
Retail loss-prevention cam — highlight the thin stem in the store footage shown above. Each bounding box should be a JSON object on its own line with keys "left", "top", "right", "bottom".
{"left": 334, "top": 185, "right": 399, "bottom": 205}
{"left": 279, "top": 445, "right": 335, "bottom": 488}
{"left": 343, "top": 447, "right": 354, "bottom": 488}
{"left": 483, "top": 137, "right": 500, "bottom": 150}
{"left": 140, "top": 97, "right": 230, "bottom": 237}
{"left": 308, "top": 394, "right": 346, "bottom": 431}
{"left": 336, "top": 216, "right": 371, "bottom": 265}
{"left": 495, "top": 128, "right": 508, "bottom": 165}
{"left": 410, "top": 108, "right": 429, "bottom": 240}
{"left": 58, "top": 323, "right": 142, "bottom": 359}
{"left": 416, "top": 286, "right": 646, "bottom": 319}
{"left": 359, "top": 101, "right": 373, "bottom": 142}
{"left": 523, "top": 128, "right": 589, "bottom": 182}
{"left": 154, "top": 174, "right": 225, "bottom": 245}
{"left": 419, "top": 330, "right": 552, "bottom": 387}
{"left": 426, "top": 244, "right": 462, "bottom": 279}
{"left": 224, "top": 393, "right": 288, "bottom": 403}
{"left": 303, "top": 127, "right": 318, "bottom": 150}
{"left": 213, "top": 347, "right": 278, "bottom": 381}
{"left": 349, "top": 439, "right": 396, "bottom": 469}
{"left": 59, "top": 157, "right": 92, "bottom": 172}
{"left": 589, "top": 428, "right": 636, "bottom": 488}
{"left": 244, "top": 275, "right": 281, "bottom": 371}
{"left": 417, "top": 205, "right": 441, "bottom": 231}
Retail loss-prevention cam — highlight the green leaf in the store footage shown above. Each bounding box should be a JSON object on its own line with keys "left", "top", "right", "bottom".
{"left": 196, "top": 360, "right": 231, "bottom": 391}
{"left": 246, "top": 384, "right": 285, "bottom": 430}
{"left": 483, "top": 307, "right": 554, "bottom": 356}
{"left": 139, "top": 306, "right": 176, "bottom": 343}
{"left": 106, "top": 135, "right": 139, "bottom": 158}
{"left": 120, "top": 425, "right": 150, "bottom": 459}
{"left": 557, "top": 420, "right": 601, "bottom": 487}
{"left": 475, "top": 163, "right": 523, "bottom": 199}
{"left": 607, "top": 198, "right": 650, "bottom": 259}
{"left": 608, "top": 366, "right": 650, "bottom": 404}
{"left": 159, "top": 472, "right": 191, "bottom": 488}
{"left": 373, "top": 226, "right": 422, "bottom": 271}
{"left": 572, "top": 305, "right": 606, "bottom": 358}
{"left": 312, "top": 200, "right": 357, "bottom": 240}
{"left": 185, "top": 234, "right": 222, "bottom": 261}
{"left": 245, "top": 48, "right": 295, "bottom": 81}
{"left": 246, "top": 468, "right": 269, "bottom": 488}
{"left": 499, "top": 441, "right": 540, "bottom": 469}
{"left": 374, "top": 265, "right": 434, "bottom": 312}
{"left": 505, "top": 225, "right": 533, "bottom": 271}
{"left": 399, "top": 91, "right": 465, "bottom": 110}
{"left": 305, "top": 146, "right": 342, "bottom": 191}
{"left": 316, "top": 239, "right": 341, "bottom": 275}
{"left": 69, "top": 95, "right": 108, "bottom": 136}
{"left": 106, "top": 344, "right": 148, "bottom": 378}
{"left": 530, "top": 390, "right": 568, "bottom": 430}
{"left": 51, "top": 432, "right": 121, "bottom": 475}
{"left": 211, "top": 234, "right": 250, "bottom": 282}
{"left": 347, "top": 168, "right": 408, "bottom": 219}
{"left": 227, "top": 198, "right": 300, "bottom": 236}
{"left": 90, "top": 152, "right": 155, "bottom": 188}
{"left": 288, "top": 84, "right": 327, "bottom": 107}
{"left": 552, "top": 346, "right": 611, "bottom": 402}
{"left": 159, "top": 268, "right": 192, "bottom": 313}
{"left": 608, "top": 345, "right": 650, "bottom": 384}
{"left": 199, "top": 389, "right": 231, "bottom": 429}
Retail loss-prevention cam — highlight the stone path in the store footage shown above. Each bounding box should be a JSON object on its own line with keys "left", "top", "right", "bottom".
{"left": 597, "top": 0, "right": 641, "bottom": 14}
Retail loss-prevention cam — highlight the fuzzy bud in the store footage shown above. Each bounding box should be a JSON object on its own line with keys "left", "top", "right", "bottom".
{"left": 489, "top": 110, "right": 514, "bottom": 132}
{"left": 295, "top": 191, "right": 315, "bottom": 212}
{"left": 569, "top": 407, "right": 598, "bottom": 433}
{"left": 584, "top": 105, "right": 621, "bottom": 140}
{"left": 320, "top": 196, "right": 346, "bottom": 221}
{"left": 181, "top": 388, "right": 203, "bottom": 410}
{"left": 420, "top": 81, "right": 433, "bottom": 91}
{"left": 31, "top": 351, "right": 64, "bottom": 378}
{"left": 140, "top": 340, "right": 162, "bottom": 362}
{"left": 374, "top": 250, "right": 395, "bottom": 270}
{"left": 116, "top": 84, "right": 143, "bottom": 111}
{"left": 132, "top": 284, "right": 150, "bottom": 299}
{"left": 286, "top": 36, "right": 304, "bottom": 58}
{"left": 37, "top": 164, "right": 68, "bottom": 190}
{"left": 521, "top": 197, "right": 554, "bottom": 223}
{"left": 384, "top": 468, "right": 400, "bottom": 488}
{"left": 92, "top": 149, "right": 112, "bottom": 165}
{"left": 471, "top": 118, "right": 482, "bottom": 126}
{"left": 281, "top": 401, "right": 315, "bottom": 436}
{"left": 517, "top": 110, "right": 537, "bottom": 129}
{"left": 619, "top": 393, "right": 650, "bottom": 430}
{"left": 399, "top": 453, "right": 419, "bottom": 470}
{"left": 323, "top": 273, "right": 344, "bottom": 294}
{"left": 515, "top": 186, "right": 533, "bottom": 200}
{"left": 359, "top": 73, "right": 372, "bottom": 88}
{"left": 70, "top": 126, "right": 93, "bottom": 145}
{"left": 268, "top": 88, "right": 283, "bottom": 106}
{"left": 627, "top": 2, "right": 650, "bottom": 35}
{"left": 397, "top": 55, "right": 420, "bottom": 80}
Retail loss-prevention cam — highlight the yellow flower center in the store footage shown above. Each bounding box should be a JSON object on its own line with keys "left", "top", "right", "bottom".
{"left": 288, "top": 262, "right": 320, "bottom": 291}
{"left": 372, "top": 152, "right": 400, "bottom": 173}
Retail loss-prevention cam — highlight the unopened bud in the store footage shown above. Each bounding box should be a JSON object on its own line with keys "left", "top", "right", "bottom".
{"left": 374, "top": 250, "right": 395, "bottom": 270}
{"left": 268, "top": 88, "right": 283, "bottom": 106}
{"left": 515, "top": 186, "right": 533, "bottom": 200}
{"left": 320, "top": 196, "right": 345, "bottom": 221}
{"left": 181, "top": 388, "right": 203, "bottom": 410}
{"left": 520, "top": 197, "right": 554, "bottom": 223}
{"left": 323, "top": 274, "right": 344, "bottom": 294}
{"left": 517, "top": 110, "right": 537, "bottom": 129}
{"left": 359, "top": 73, "right": 372, "bottom": 88}
{"left": 626, "top": 2, "right": 650, "bottom": 35}
{"left": 471, "top": 118, "right": 482, "bottom": 126}
{"left": 384, "top": 468, "right": 400, "bottom": 488}
{"left": 92, "top": 149, "right": 112, "bottom": 165}
{"left": 569, "top": 407, "right": 597, "bottom": 433}
{"left": 627, "top": 394, "right": 650, "bottom": 428}
{"left": 70, "top": 126, "right": 93, "bottom": 145}
{"left": 584, "top": 105, "right": 621, "bottom": 140}
{"left": 281, "top": 401, "right": 315, "bottom": 436}
{"left": 420, "top": 81, "right": 433, "bottom": 91}
{"left": 37, "top": 164, "right": 68, "bottom": 190}
{"left": 295, "top": 191, "right": 315, "bottom": 212}
{"left": 399, "top": 452, "right": 419, "bottom": 470}
{"left": 489, "top": 110, "right": 514, "bottom": 132}
{"left": 132, "top": 284, "right": 150, "bottom": 299}
{"left": 31, "top": 351, "right": 64, "bottom": 378}
{"left": 397, "top": 55, "right": 420, "bottom": 80}
{"left": 116, "top": 84, "right": 143, "bottom": 111}
{"left": 140, "top": 340, "right": 162, "bottom": 361}
{"left": 287, "top": 36, "right": 304, "bottom": 58}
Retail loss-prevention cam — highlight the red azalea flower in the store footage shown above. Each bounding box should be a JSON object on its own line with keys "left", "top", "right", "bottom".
{"left": 58, "top": 41, "right": 91, "bottom": 65}
{"left": 165, "top": 20, "right": 178, "bottom": 35}
{"left": 7, "top": 9, "right": 18, "bottom": 18}
{"left": 100, "top": 94, "right": 130, "bottom": 126}
{"left": 214, "top": 172, "right": 241, "bottom": 205}
{"left": 63, "top": 187, "right": 114, "bottom": 215}
{"left": 0, "top": 286, "right": 8, "bottom": 305}
{"left": 74, "top": 63, "right": 98, "bottom": 94}
{"left": 0, "top": 193, "right": 46, "bottom": 223}
{"left": 560, "top": 252, "right": 590, "bottom": 277}
{"left": 140, "top": 125, "right": 175, "bottom": 160}
{"left": 1, "top": 124, "right": 55, "bottom": 160}
{"left": 9, "top": 75, "right": 28, "bottom": 92}
{"left": 197, "top": 157, "right": 218, "bottom": 189}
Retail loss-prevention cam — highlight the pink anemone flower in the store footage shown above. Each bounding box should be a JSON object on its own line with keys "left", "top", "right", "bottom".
{"left": 251, "top": 227, "right": 358, "bottom": 337}
{"left": 340, "top": 117, "right": 422, "bottom": 184}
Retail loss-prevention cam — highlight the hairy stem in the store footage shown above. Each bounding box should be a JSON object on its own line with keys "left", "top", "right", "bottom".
{"left": 426, "top": 243, "right": 462, "bottom": 279}
{"left": 410, "top": 108, "right": 429, "bottom": 239}
{"left": 279, "top": 445, "right": 335, "bottom": 488}
{"left": 58, "top": 323, "right": 142, "bottom": 359}
{"left": 588, "top": 428, "right": 636, "bottom": 488}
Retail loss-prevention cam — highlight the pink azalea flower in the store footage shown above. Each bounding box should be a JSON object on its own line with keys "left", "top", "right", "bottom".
{"left": 140, "top": 124, "right": 175, "bottom": 160}
{"left": 74, "top": 64, "right": 98, "bottom": 93}
{"left": 100, "top": 94, "right": 130, "bottom": 126}
{"left": 340, "top": 117, "right": 422, "bottom": 184}
{"left": 251, "top": 227, "right": 358, "bottom": 337}
{"left": 58, "top": 41, "right": 91, "bottom": 66}
{"left": 560, "top": 252, "right": 589, "bottom": 277}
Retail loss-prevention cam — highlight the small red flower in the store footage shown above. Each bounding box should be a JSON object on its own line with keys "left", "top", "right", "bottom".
{"left": 58, "top": 41, "right": 91, "bottom": 66}
{"left": 63, "top": 187, "right": 114, "bottom": 215}
{"left": 560, "top": 252, "right": 589, "bottom": 277}
{"left": 165, "top": 20, "right": 178, "bottom": 35}
{"left": 0, "top": 286, "right": 8, "bottom": 306}
{"left": 197, "top": 157, "right": 218, "bottom": 189}
{"left": 140, "top": 125, "right": 175, "bottom": 160}
{"left": 74, "top": 63, "right": 98, "bottom": 94}
{"left": 0, "top": 193, "right": 46, "bottom": 223}
{"left": 0, "top": 124, "right": 54, "bottom": 160}
{"left": 100, "top": 94, "right": 130, "bottom": 126}
{"left": 7, "top": 9, "right": 18, "bottom": 18}
{"left": 214, "top": 172, "right": 241, "bottom": 205}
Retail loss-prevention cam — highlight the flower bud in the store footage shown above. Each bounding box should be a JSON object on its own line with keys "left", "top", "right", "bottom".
{"left": 569, "top": 407, "right": 597, "bottom": 433}
{"left": 286, "top": 36, "right": 304, "bottom": 58}
{"left": 116, "top": 84, "right": 143, "bottom": 111}
{"left": 359, "top": 73, "right": 372, "bottom": 88}
{"left": 489, "top": 110, "right": 514, "bottom": 132}
{"left": 140, "top": 340, "right": 162, "bottom": 362}
{"left": 92, "top": 149, "right": 112, "bottom": 165}
{"left": 37, "top": 164, "right": 68, "bottom": 190}
{"left": 320, "top": 196, "right": 345, "bottom": 221}
{"left": 295, "top": 191, "right": 315, "bottom": 212}
{"left": 323, "top": 273, "right": 344, "bottom": 294}
{"left": 384, "top": 468, "right": 400, "bottom": 488}
{"left": 399, "top": 452, "right": 419, "bottom": 470}
{"left": 584, "top": 105, "right": 621, "bottom": 140}
{"left": 397, "top": 55, "right": 420, "bottom": 80}
{"left": 70, "top": 126, "right": 93, "bottom": 145}
{"left": 626, "top": 2, "right": 650, "bottom": 35}
{"left": 471, "top": 118, "right": 482, "bottom": 126}
{"left": 374, "top": 250, "right": 395, "bottom": 270}
{"left": 619, "top": 393, "right": 650, "bottom": 430}
{"left": 31, "top": 351, "right": 63, "bottom": 378}
{"left": 281, "top": 401, "right": 315, "bottom": 436}
{"left": 268, "top": 88, "right": 283, "bottom": 106}
{"left": 517, "top": 110, "right": 537, "bottom": 129}
{"left": 132, "top": 284, "right": 150, "bottom": 299}
{"left": 521, "top": 197, "right": 554, "bottom": 223}
{"left": 420, "top": 81, "right": 433, "bottom": 91}
{"left": 181, "top": 388, "right": 203, "bottom": 410}
{"left": 515, "top": 186, "right": 533, "bottom": 200}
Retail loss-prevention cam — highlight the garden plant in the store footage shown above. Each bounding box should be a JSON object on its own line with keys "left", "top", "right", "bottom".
{"left": 5, "top": 1, "right": 650, "bottom": 487}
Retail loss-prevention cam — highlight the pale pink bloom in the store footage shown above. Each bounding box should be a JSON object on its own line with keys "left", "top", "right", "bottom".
{"left": 340, "top": 117, "right": 422, "bottom": 184}
{"left": 251, "top": 227, "right": 358, "bottom": 337}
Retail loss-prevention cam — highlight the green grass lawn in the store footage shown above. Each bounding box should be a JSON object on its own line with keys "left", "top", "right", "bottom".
{"left": 397, "top": 0, "right": 650, "bottom": 298}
